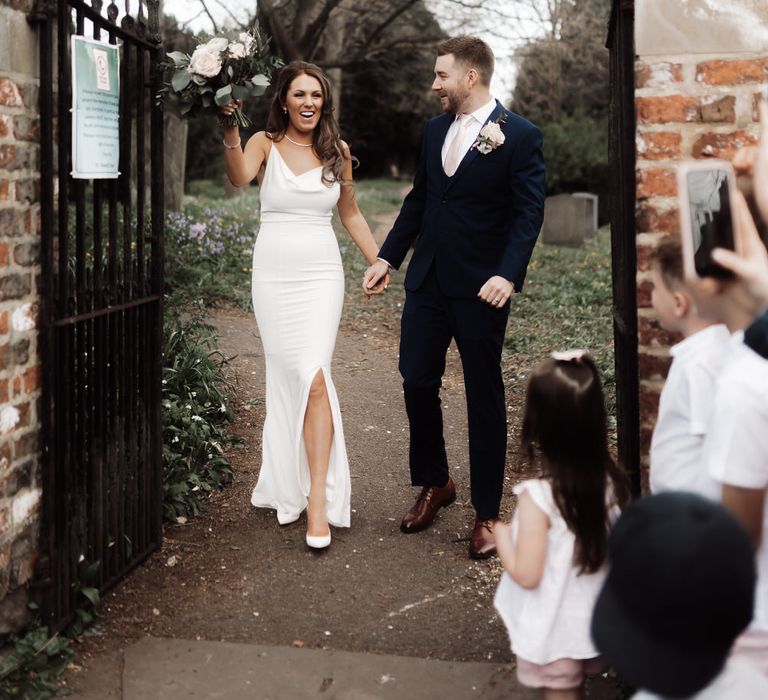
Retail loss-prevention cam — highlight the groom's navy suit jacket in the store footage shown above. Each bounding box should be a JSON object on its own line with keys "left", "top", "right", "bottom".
{"left": 379, "top": 101, "right": 545, "bottom": 297}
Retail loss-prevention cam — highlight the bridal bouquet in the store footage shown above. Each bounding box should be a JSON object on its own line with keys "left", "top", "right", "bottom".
{"left": 158, "top": 27, "right": 282, "bottom": 128}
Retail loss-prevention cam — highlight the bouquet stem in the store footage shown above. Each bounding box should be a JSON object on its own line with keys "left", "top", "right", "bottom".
{"left": 218, "top": 107, "right": 252, "bottom": 129}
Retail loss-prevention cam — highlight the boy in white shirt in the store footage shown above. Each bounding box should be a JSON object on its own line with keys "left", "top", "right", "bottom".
{"left": 692, "top": 186, "right": 768, "bottom": 676}
{"left": 648, "top": 236, "right": 729, "bottom": 497}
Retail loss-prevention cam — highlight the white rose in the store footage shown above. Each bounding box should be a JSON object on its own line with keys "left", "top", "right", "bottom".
{"left": 239, "top": 32, "right": 255, "bottom": 52}
{"left": 205, "top": 37, "right": 229, "bottom": 53}
{"left": 188, "top": 45, "right": 222, "bottom": 78}
{"left": 228, "top": 42, "right": 247, "bottom": 59}
{"left": 480, "top": 122, "right": 505, "bottom": 147}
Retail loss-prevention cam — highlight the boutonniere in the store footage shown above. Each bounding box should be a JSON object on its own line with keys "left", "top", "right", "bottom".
{"left": 472, "top": 114, "right": 506, "bottom": 154}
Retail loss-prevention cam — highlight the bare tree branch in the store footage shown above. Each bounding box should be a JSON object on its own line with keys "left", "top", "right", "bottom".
{"left": 195, "top": 0, "right": 219, "bottom": 33}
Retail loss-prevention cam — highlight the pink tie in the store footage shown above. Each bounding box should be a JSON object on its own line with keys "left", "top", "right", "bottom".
{"left": 444, "top": 114, "right": 471, "bottom": 177}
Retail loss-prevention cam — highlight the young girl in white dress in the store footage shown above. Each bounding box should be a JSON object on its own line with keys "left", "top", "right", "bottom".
{"left": 493, "top": 351, "right": 631, "bottom": 699}
{"left": 220, "top": 62, "right": 389, "bottom": 549}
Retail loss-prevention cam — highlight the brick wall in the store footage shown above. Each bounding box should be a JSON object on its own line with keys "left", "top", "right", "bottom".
{"left": 635, "top": 54, "right": 767, "bottom": 476}
{"left": 0, "top": 0, "right": 42, "bottom": 634}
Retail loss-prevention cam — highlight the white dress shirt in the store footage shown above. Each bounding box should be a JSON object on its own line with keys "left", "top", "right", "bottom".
{"left": 441, "top": 96, "right": 498, "bottom": 169}
{"left": 649, "top": 323, "right": 730, "bottom": 498}
{"left": 706, "top": 333, "right": 768, "bottom": 633}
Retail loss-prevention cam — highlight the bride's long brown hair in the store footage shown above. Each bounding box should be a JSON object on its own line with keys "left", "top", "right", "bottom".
{"left": 265, "top": 61, "right": 349, "bottom": 187}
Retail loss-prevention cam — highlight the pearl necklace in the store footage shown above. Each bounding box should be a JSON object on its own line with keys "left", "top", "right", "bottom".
{"left": 284, "top": 134, "right": 313, "bottom": 147}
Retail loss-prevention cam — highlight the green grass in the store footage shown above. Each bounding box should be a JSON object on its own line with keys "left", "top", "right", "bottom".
{"left": 505, "top": 227, "right": 615, "bottom": 419}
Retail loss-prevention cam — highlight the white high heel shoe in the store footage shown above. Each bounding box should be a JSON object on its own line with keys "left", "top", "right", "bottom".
{"left": 306, "top": 530, "right": 331, "bottom": 549}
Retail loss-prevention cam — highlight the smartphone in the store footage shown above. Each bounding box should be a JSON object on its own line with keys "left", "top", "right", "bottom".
{"left": 677, "top": 160, "right": 737, "bottom": 279}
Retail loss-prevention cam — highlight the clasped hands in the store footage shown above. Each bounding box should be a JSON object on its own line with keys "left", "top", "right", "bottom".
{"left": 363, "top": 263, "right": 514, "bottom": 305}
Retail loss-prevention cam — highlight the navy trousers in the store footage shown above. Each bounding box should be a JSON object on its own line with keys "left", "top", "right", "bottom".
{"left": 398, "top": 265, "right": 509, "bottom": 520}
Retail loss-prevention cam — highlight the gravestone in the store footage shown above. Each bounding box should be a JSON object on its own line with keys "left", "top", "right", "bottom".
{"left": 541, "top": 194, "right": 592, "bottom": 247}
{"left": 572, "top": 192, "right": 599, "bottom": 238}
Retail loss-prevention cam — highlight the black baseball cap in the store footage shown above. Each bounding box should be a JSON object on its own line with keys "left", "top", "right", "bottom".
{"left": 591, "top": 492, "right": 756, "bottom": 698}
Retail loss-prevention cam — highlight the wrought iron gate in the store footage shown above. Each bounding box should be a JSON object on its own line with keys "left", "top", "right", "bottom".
{"left": 31, "top": 0, "right": 164, "bottom": 632}
{"left": 607, "top": 0, "right": 640, "bottom": 495}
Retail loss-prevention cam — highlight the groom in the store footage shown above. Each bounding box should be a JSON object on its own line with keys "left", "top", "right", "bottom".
{"left": 364, "top": 36, "right": 545, "bottom": 559}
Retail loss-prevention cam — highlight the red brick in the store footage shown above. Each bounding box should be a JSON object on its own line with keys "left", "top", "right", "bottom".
{"left": 0, "top": 378, "right": 7, "bottom": 403}
{"left": 639, "top": 387, "right": 661, "bottom": 421}
{"left": 0, "top": 311, "right": 7, "bottom": 335}
{"left": 639, "top": 352, "right": 673, "bottom": 381}
{"left": 692, "top": 130, "right": 758, "bottom": 160}
{"left": 699, "top": 95, "right": 736, "bottom": 124}
{"left": 696, "top": 58, "right": 768, "bottom": 86}
{"left": 637, "top": 279, "right": 653, "bottom": 308}
{"left": 0, "top": 506, "right": 9, "bottom": 532}
{"left": 0, "top": 180, "right": 11, "bottom": 201}
{"left": 637, "top": 95, "right": 699, "bottom": 124}
{"left": 0, "top": 241, "right": 8, "bottom": 266}
{"left": 637, "top": 132, "right": 681, "bottom": 161}
{"left": 636, "top": 202, "right": 679, "bottom": 234}
{"left": 12, "top": 375, "right": 21, "bottom": 397}
{"left": 23, "top": 366, "right": 40, "bottom": 393}
{"left": 0, "top": 78, "right": 23, "bottom": 108}
{"left": 637, "top": 168, "right": 677, "bottom": 200}
{"left": 0, "top": 144, "right": 15, "bottom": 168}
{"left": 635, "top": 61, "right": 683, "bottom": 89}
{"left": 13, "top": 430, "right": 39, "bottom": 461}
{"left": 638, "top": 314, "right": 681, "bottom": 347}
{"left": 0, "top": 115, "right": 10, "bottom": 139}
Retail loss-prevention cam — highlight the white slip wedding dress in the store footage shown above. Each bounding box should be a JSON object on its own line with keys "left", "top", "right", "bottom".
{"left": 249, "top": 144, "right": 351, "bottom": 528}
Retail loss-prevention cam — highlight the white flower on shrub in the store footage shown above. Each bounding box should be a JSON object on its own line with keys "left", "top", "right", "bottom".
{"left": 228, "top": 42, "right": 247, "bottom": 59}
{"left": 12, "top": 303, "right": 35, "bottom": 331}
{"left": 188, "top": 45, "right": 223, "bottom": 78}
{"left": 191, "top": 415, "right": 203, "bottom": 422}
{"left": 0, "top": 406, "right": 20, "bottom": 434}
{"left": 205, "top": 37, "right": 229, "bottom": 53}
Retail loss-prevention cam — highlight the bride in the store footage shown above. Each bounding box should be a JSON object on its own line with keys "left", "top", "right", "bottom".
{"left": 220, "top": 61, "right": 389, "bottom": 549}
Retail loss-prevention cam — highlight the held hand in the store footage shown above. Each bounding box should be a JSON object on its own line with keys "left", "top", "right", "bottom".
{"left": 363, "top": 261, "right": 390, "bottom": 296}
{"left": 219, "top": 98, "right": 243, "bottom": 119}
{"left": 711, "top": 189, "right": 768, "bottom": 314}
{"left": 478, "top": 276, "right": 514, "bottom": 307}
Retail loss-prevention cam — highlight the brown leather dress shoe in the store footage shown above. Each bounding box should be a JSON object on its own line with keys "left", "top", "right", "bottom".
{"left": 400, "top": 477, "right": 456, "bottom": 533}
{"left": 469, "top": 517, "right": 498, "bottom": 559}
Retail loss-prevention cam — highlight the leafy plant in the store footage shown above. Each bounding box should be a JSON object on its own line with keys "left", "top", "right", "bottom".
{"left": 164, "top": 204, "right": 258, "bottom": 310}
{"left": 162, "top": 305, "right": 237, "bottom": 521}
{"left": 0, "top": 622, "right": 73, "bottom": 700}
{"left": 0, "top": 559, "right": 101, "bottom": 699}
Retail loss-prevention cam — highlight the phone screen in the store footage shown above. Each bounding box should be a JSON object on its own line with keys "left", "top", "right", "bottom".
{"left": 686, "top": 168, "right": 735, "bottom": 278}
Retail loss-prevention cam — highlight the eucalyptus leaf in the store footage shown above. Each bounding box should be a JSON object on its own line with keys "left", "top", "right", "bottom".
{"left": 171, "top": 69, "right": 192, "bottom": 92}
{"left": 251, "top": 73, "right": 270, "bottom": 87}
{"left": 215, "top": 84, "right": 233, "bottom": 106}
{"left": 232, "top": 84, "right": 250, "bottom": 101}
{"left": 167, "top": 51, "right": 188, "bottom": 65}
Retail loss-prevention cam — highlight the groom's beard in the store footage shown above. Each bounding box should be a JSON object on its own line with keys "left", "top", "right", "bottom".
{"left": 440, "top": 86, "right": 470, "bottom": 114}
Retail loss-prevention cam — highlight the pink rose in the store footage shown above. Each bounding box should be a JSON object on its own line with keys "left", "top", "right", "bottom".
{"left": 188, "top": 45, "right": 222, "bottom": 78}
{"left": 479, "top": 122, "right": 505, "bottom": 147}
{"left": 228, "top": 42, "right": 247, "bottom": 59}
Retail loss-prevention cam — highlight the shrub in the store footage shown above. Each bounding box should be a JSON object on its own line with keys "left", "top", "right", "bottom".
{"left": 162, "top": 305, "right": 237, "bottom": 521}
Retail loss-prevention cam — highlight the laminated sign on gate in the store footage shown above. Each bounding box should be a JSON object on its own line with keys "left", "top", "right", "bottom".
{"left": 71, "top": 35, "right": 120, "bottom": 179}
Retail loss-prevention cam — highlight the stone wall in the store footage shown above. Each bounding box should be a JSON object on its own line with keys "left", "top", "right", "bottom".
{"left": 0, "top": 0, "right": 42, "bottom": 634}
{"left": 634, "top": 0, "right": 768, "bottom": 474}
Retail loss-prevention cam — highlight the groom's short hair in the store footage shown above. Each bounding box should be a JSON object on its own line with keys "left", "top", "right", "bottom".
{"left": 437, "top": 36, "right": 494, "bottom": 86}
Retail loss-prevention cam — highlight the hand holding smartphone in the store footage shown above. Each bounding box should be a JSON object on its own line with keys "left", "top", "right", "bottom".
{"left": 677, "top": 160, "right": 738, "bottom": 279}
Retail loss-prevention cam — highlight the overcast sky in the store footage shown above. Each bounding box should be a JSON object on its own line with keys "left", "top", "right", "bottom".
{"left": 161, "top": 0, "right": 537, "bottom": 99}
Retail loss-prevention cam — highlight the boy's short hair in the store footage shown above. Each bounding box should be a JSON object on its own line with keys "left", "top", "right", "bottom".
{"left": 437, "top": 36, "right": 494, "bottom": 86}
{"left": 649, "top": 235, "right": 684, "bottom": 290}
